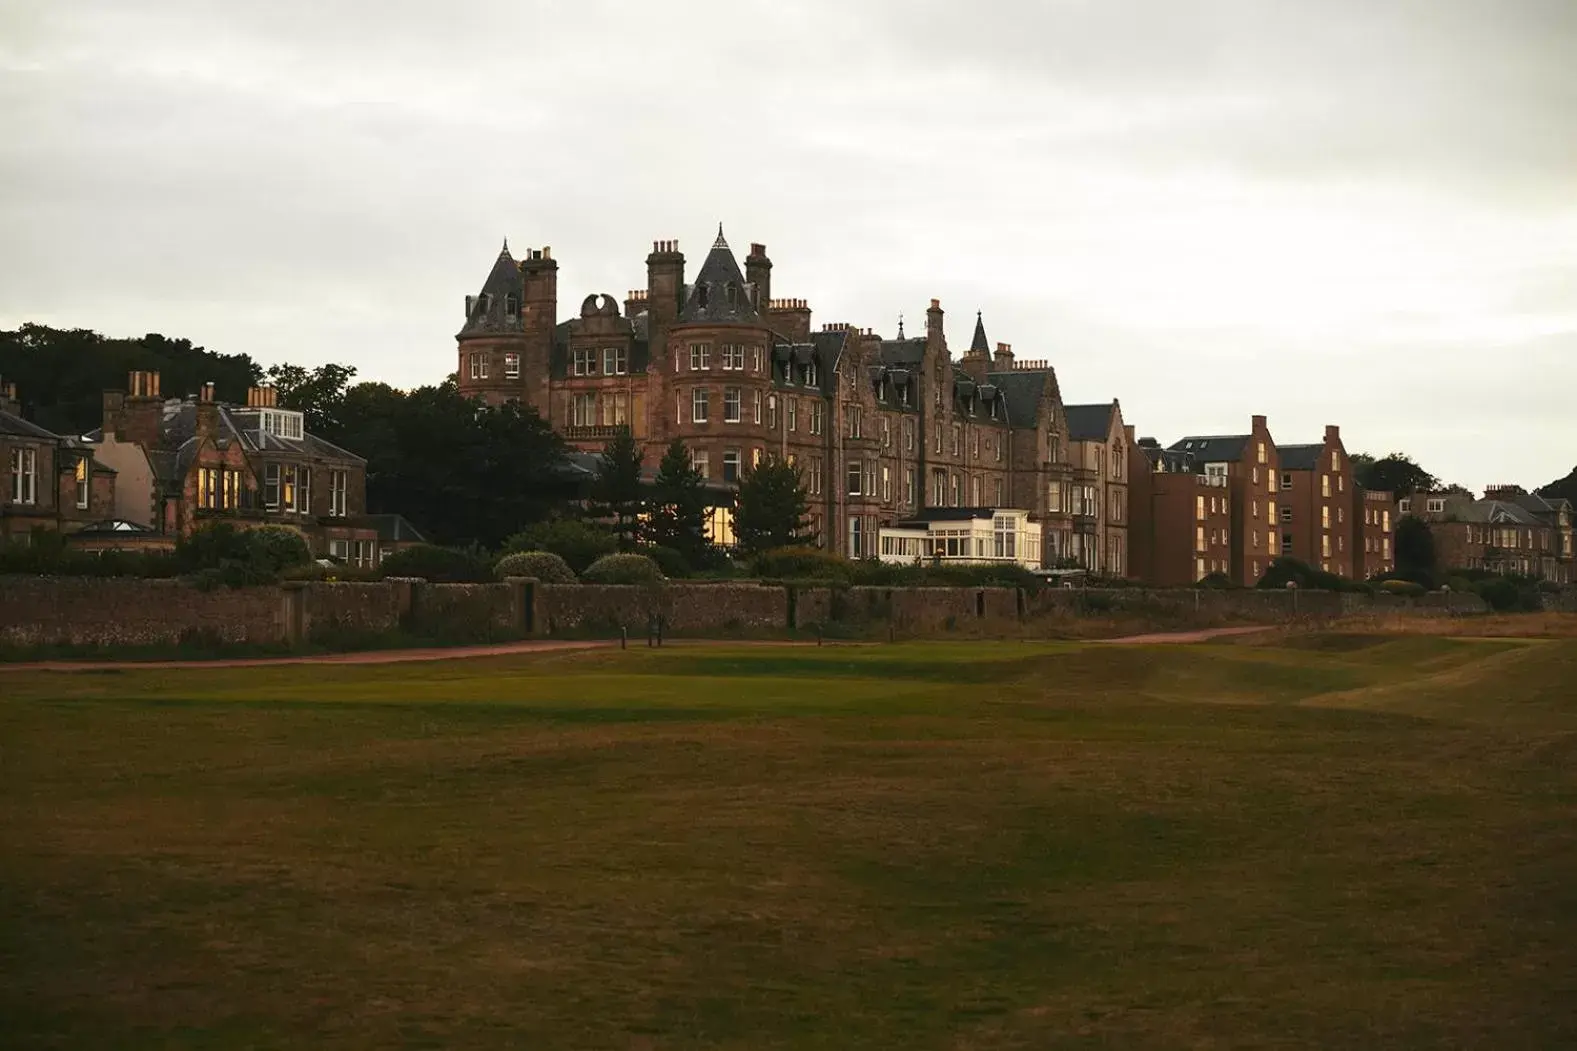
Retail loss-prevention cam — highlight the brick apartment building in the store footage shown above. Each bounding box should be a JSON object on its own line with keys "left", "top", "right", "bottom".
{"left": 455, "top": 228, "right": 1091, "bottom": 565}
{"left": 1063, "top": 401, "right": 1129, "bottom": 575}
{"left": 1401, "top": 486, "right": 1574, "bottom": 584}
{"left": 1165, "top": 415, "right": 1281, "bottom": 586}
{"left": 83, "top": 371, "right": 381, "bottom": 563}
{"left": 1128, "top": 434, "right": 1233, "bottom": 585}
{"left": 1276, "top": 425, "right": 1356, "bottom": 578}
{"left": 2, "top": 379, "right": 116, "bottom": 544}
{"left": 1355, "top": 489, "right": 1396, "bottom": 578}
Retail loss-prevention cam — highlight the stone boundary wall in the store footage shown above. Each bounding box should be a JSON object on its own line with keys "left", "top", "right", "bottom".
{"left": 0, "top": 575, "right": 1495, "bottom": 653}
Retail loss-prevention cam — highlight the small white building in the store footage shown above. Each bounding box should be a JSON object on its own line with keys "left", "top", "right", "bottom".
{"left": 877, "top": 508, "right": 1043, "bottom": 569}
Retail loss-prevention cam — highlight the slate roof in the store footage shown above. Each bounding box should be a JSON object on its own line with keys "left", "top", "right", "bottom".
{"left": 458, "top": 241, "right": 525, "bottom": 338}
{"left": 986, "top": 369, "right": 1051, "bottom": 429}
{"left": 0, "top": 407, "right": 61, "bottom": 441}
{"left": 1512, "top": 492, "right": 1573, "bottom": 517}
{"left": 1277, "top": 444, "right": 1323, "bottom": 471}
{"left": 1063, "top": 403, "right": 1114, "bottom": 442}
{"left": 1143, "top": 445, "right": 1197, "bottom": 472}
{"left": 679, "top": 227, "right": 760, "bottom": 325}
{"left": 877, "top": 337, "right": 926, "bottom": 368}
{"left": 969, "top": 312, "right": 990, "bottom": 354}
{"left": 895, "top": 507, "right": 1004, "bottom": 525}
{"left": 1462, "top": 500, "right": 1544, "bottom": 526}
{"left": 358, "top": 513, "right": 428, "bottom": 544}
{"left": 1169, "top": 435, "right": 1250, "bottom": 462}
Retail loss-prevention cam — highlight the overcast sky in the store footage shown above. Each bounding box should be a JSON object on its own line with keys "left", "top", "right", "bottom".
{"left": 3, "top": 0, "right": 1574, "bottom": 490}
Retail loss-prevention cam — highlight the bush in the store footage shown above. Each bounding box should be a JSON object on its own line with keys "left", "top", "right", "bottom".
{"left": 494, "top": 550, "right": 576, "bottom": 584}
{"left": 503, "top": 519, "right": 616, "bottom": 574}
{"left": 247, "top": 526, "right": 313, "bottom": 573}
{"left": 582, "top": 552, "right": 664, "bottom": 585}
{"left": 1195, "top": 571, "right": 1233, "bottom": 590}
{"left": 0, "top": 536, "right": 179, "bottom": 578}
{"left": 1256, "top": 556, "right": 1361, "bottom": 592}
{"left": 174, "top": 522, "right": 312, "bottom": 587}
{"left": 753, "top": 547, "right": 854, "bottom": 582}
{"left": 1477, "top": 575, "right": 1542, "bottom": 613}
{"left": 641, "top": 545, "right": 691, "bottom": 579}
{"left": 1378, "top": 578, "right": 1426, "bottom": 597}
{"left": 378, "top": 543, "right": 496, "bottom": 583}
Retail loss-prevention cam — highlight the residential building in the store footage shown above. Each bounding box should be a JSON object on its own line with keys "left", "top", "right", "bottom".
{"left": 455, "top": 229, "right": 1077, "bottom": 564}
{"left": 1402, "top": 487, "right": 1574, "bottom": 584}
{"left": 1354, "top": 489, "right": 1395, "bottom": 579}
{"left": 88, "top": 372, "right": 380, "bottom": 561}
{"left": 1062, "top": 401, "right": 1129, "bottom": 576}
{"left": 877, "top": 508, "right": 1042, "bottom": 569}
{"left": 1129, "top": 436, "right": 1234, "bottom": 585}
{"left": 1166, "top": 415, "right": 1280, "bottom": 586}
{"left": 1277, "top": 425, "right": 1357, "bottom": 578}
{"left": 1, "top": 380, "right": 116, "bottom": 543}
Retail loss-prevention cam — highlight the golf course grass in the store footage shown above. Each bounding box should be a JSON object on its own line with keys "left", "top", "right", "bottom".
{"left": 4, "top": 631, "right": 1576, "bottom": 1048}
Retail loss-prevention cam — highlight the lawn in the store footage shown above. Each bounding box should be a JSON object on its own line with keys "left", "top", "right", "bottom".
{"left": 3, "top": 632, "right": 1577, "bottom": 1049}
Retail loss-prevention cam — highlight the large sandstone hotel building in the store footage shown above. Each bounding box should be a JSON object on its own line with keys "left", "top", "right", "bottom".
{"left": 455, "top": 228, "right": 1129, "bottom": 571}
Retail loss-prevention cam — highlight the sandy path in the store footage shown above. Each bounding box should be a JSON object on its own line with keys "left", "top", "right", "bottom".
{"left": 1, "top": 625, "right": 1274, "bottom": 673}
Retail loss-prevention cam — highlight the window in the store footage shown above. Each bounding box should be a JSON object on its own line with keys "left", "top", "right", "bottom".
{"left": 971, "top": 476, "right": 982, "bottom": 505}
{"left": 1196, "top": 525, "right": 1206, "bottom": 552}
{"left": 1048, "top": 483, "right": 1063, "bottom": 513}
{"left": 1322, "top": 534, "right": 1332, "bottom": 558}
{"left": 1206, "top": 463, "right": 1227, "bottom": 481}
{"left": 74, "top": 457, "right": 89, "bottom": 509}
{"left": 810, "top": 401, "right": 824, "bottom": 435}
{"left": 1280, "top": 472, "right": 1292, "bottom": 491}
{"left": 1426, "top": 498, "right": 1444, "bottom": 513}
{"left": 1281, "top": 532, "right": 1293, "bottom": 555}
{"left": 971, "top": 431, "right": 979, "bottom": 460}
{"left": 847, "top": 461, "right": 863, "bottom": 496}
{"left": 198, "top": 467, "right": 218, "bottom": 510}
{"left": 1196, "top": 495, "right": 1206, "bottom": 521}
{"left": 882, "top": 466, "right": 892, "bottom": 503}
{"left": 330, "top": 469, "right": 348, "bottom": 516}
{"left": 691, "top": 388, "right": 710, "bottom": 423}
{"left": 720, "top": 344, "right": 745, "bottom": 370}
{"left": 723, "top": 449, "right": 741, "bottom": 483}
{"left": 904, "top": 468, "right": 916, "bottom": 507}
{"left": 1280, "top": 507, "right": 1292, "bottom": 523}
{"left": 951, "top": 426, "right": 960, "bottom": 457}
{"left": 1338, "top": 474, "right": 1345, "bottom": 492}
{"left": 1196, "top": 557, "right": 1206, "bottom": 582}
{"left": 752, "top": 346, "right": 763, "bottom": 372}
{"left": 600, "top": 392, "right": 628, "bottom": 427}
{"left": 752, "top": 390, "right": 762, "bottom": 425}
{"left": 264, "top": 463, "right": 280, "bottom": 509}
{"left": 1257, "top": 441, "right": 1266, "bottom": 464}
{"left": 992, "top": 516, "right": 1017, "bottom": 559}
{"left": 1252, "top": 499, "right": 1259, "bottom": 519}
{"left": 1399, "top": 498, "right": 1412, "bottom": 513}
{"left": 691, "top": 450, "right": 709, "bottom": 478}
{"left": 950, "top": 474, "right": 961, "bottom": 506}
{"left": 995, "top": 437, "right": 1003, "bottom": 463}
{"left": 222, "top": 470, "right": 238, "bottom": 510}
{"left": 723, "top": 387, "right": 742, "bottom": 423}
{"left": 1252, "top": 467, "right": 1259, "bottom": 484}
{"left": 847, "top": 407, "right": 862, "bottom": 439}
{"left": 934, "top": 423, "right": 942, "bottom": 454}
{"left": 787, "top": 397, "right": 798, "bottom": 432}
{"left": 994, "top": 478, "right": 1004, "bottom": 506}
{"left": 468, "top": 352, "right": 489, "bottom": 380}
{"left": 882, "top": 417, "right": 891, "bottom": 449}
{"left": 299, "top": 467, "right": 312, "bottom": 515}
{"left": 803, "top": 361, "right": 818, "bottom": 386}
{"left": 1110, "top": 489, "right": 1122, "bottom": 522}
{"left": 279, "top": 464, "right": 299, "bottom": 513}
{"left": 808, "top": 457, "right": 823, "bottom": 496}
{"left": 504, "top": 353, "right": 520, "bottom": 378}
{"left": 1252, "top": 528, "right": 1260, "bottom": 548}
{"left": 1383, "top": 511, "right": 1391, "bottom": 532}
{"left": 573, "top": 348, "right": 595, "bottom": 376}
{"left": 1337, "top": 506, "right": 1344, "bottom": 524}
{"left": 903, "top": 418, "right": 915, "bottom": 452}
{"left": 1322, "top": 474, "right": 1331, "bottom": 498}
{"left": 573, "top": 393, "right": 596, "bottom": 427}
{"left": 603, "top": 347, "right": 628, "bottom": 375}
{"left": 848, "top": 516, "right": 864, "bottom": 558}
{"left": 1322, "top": 506, "right": 1331, "bottom": 529}
{"left": 689, "top": 343, "right": 711, "bottom": 371}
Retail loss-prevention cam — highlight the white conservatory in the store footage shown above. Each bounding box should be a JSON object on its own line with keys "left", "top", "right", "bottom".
{"left": 876, "top": 508, "right": 1042, "bottom": 569}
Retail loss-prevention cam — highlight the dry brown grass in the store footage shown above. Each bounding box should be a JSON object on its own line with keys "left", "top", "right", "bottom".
{"left": 3, "top": 636, "right": 1576, "bottom": 1049}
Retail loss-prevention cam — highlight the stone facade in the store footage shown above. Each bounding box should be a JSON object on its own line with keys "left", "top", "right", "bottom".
{"left": 454, "top": 229, "right": 1076, "bottom": 564}
{"left": 1402, "top": 487, "right": 1575, "bottom": 584}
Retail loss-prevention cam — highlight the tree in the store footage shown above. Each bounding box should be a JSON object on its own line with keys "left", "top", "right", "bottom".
{"left": 588, "top": 426, "right": 644, "bottom": 550}
{"left": 1539, "top": 466, "right": 1577, "bottom": 504}
{"left": 0, "top": 323, "right": 260, "bottom": 434}
{"left": 1394, "top": 514, "right": 1438, "bottom": 587}
{"left": 266, "top": 362, "right": 358, "bottom": 434}
{"left": 733, "top": 455, "right": 813, "bottom": 556}
{"left": 645, "top": 439, "right": 710, "bottom": 565}
{"left": 1351, "top": 452, "right": 1439, "bottom": 497}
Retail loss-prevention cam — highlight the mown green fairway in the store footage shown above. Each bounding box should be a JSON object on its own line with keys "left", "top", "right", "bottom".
{"left": 4, "top": 634, "right": 1577, "bottom": 1049}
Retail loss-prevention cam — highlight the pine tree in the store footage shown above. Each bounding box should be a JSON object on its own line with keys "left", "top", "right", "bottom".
{"left": 734, "top": 455, "right": 813, "bottom": 556}
{"left": 646, "top": 438, "right": 710, "bottom": 565}
{"left": 589, "top": 426, "right": 644, "bottom": 550}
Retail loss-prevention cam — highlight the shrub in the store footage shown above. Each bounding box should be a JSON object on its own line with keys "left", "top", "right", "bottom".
{"left": 1477, "top": 575, "right": 1542, "bottom": 613}
{"left": 503, "top": 519, "right": 616, "bottom": 573}
{"left": 0, "top": 538, "right": 179, "bottom": 578}
{"left": 582, "top": 552, "right": 664, "bottom": 585}
{"left": 753, "top": 547, "right": 854, "bottom": 582}
{"left": 641, "top": 545, "right": 691, "bottom": 579}
{"left": 247, "top": 526, "right": 313, "bottom": 573}
{"left": 1256, "top": 556, "right": 1360, "bottom": 592}
{"left": 1378, "top": 578, "right": 1425, "bottom": 597}
{"left": 494, "top": 550, "right": 576, "bottom": 584}
{"left": 1195, "top": 571, "right": 1233, "bottom": 590}
{"left": 378, "top": 543, "right": 496, "bottom": 583}
{"left": 174, "top": 522, "right": 312, "bottom": 587}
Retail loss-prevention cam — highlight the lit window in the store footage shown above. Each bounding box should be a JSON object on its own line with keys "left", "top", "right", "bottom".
{"left": 74, "top": 457, "right": 89, "bottom": 509}
{"left": 573, "top": 393, "right": 596, "bottom": 427}
{"left": 504, "top": 353, "right": 520, "bottom": 378}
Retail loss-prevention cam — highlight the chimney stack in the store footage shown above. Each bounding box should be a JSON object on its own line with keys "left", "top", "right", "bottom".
{"left": 745, "top": 242, "right": 772, "bottom": 308}
{"left": 1324, "top": 424, "right": 1340, "bottom": 442}
{"left": 993, "top": 341, "right": 1014, "bottom": 370}
{"left": 195, "top": 381, "right": 220, "bottom": 441}
{"left": 1252, "top": 414, "right": 1267, "bottom": 431}
{"left": 0, "top": 378, "right": 18, "bottom": 416}
{"left": 115, "top": 370, "right": 165, "bottom": 448}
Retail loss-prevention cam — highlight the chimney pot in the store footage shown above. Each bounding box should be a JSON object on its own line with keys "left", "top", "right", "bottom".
{"left": 1252, "top": 414, "right": 1267, "bottom": 430}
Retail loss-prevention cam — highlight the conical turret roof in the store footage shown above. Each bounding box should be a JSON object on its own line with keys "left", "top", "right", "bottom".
{"left": 969, "top": 311, "right": 990, "bottom": 355}
{"left": 459, "top": 240, "right": 525, "bottom": 338}
{"left": 679, "top": 225, "right": 760, "bottom": 324}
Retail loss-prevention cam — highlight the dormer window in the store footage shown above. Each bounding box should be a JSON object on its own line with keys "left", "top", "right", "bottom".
{"left": 259, "top": 409, "right": 304, "bottom": 441}
{"left": 696, "top": 284, "right": 710, "bottom": 308}
{"left": 725, "top": 282, "right": 738, "bottom": 306}
{"left": 505, "top": 294, "right": 518, "bottom": 316}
